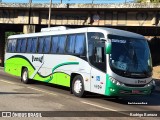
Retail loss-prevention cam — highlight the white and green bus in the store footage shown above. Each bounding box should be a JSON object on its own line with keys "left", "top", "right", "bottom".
{"left": 5, "top": 26, "right": 154, "bottom": 97}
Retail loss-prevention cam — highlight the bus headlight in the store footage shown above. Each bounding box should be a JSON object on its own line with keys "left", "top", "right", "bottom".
{"left": 146, "top": 80, "right": 155, "bottom": 87}
{"left": 109, "top": 76, "right": 124, "bottom": 86}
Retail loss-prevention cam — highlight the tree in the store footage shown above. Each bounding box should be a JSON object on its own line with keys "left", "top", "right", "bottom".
{"left": 5, "top": 32, "right": 22, "bottom": 42}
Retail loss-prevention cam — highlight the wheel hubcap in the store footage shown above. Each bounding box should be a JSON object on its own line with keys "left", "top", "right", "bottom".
{"left": 23, "top": 71, "right": 27, "bottom": 81}
{"left": 74, "top": 79, "right": 82, "bottom": 94}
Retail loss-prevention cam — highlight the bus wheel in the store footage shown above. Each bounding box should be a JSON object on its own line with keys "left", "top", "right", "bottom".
{"left": 21, "top": 68, "right": 30, "bottom": 84}
{"left": 72, "top": 75, "right": 85, "bottom": 98}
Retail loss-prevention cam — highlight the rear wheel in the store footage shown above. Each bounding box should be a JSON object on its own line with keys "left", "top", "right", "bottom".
{"left": 21, "top": 68, "right": 31, "bottom": 84}
{"left": 72, "top": 75, "right": 85, "bottom": 97}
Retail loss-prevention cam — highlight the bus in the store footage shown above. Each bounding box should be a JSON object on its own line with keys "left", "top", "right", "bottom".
{"left": 4, "top": 26, "right": 154, "bottom": 97}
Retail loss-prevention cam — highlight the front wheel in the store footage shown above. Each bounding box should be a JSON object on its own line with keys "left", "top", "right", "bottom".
{"left": 21, "top": 68, "right": 31, "bottom": 84}
{"left": 72, "top": 75, "right": 85, "bottom": 97}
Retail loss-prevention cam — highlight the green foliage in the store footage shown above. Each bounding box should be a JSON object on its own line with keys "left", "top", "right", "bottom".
{"left": 5, "top": 32, "right": 22, "bottom": 41}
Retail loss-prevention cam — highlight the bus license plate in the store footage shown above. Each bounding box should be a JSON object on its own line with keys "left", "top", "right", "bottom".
{"left": 132, "top": 90, "right": 140, "bottom": 94}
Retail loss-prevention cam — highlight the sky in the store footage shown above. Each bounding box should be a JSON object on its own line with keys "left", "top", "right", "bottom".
{"left": 2, "top": 0, "right": 135, "bottom": 4}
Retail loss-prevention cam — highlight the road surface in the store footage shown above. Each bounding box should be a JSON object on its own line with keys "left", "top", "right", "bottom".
{"left": 0, "top": 68, "right": 160, "bottom": 120}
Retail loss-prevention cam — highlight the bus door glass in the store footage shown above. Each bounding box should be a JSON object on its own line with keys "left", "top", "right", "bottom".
{"left": 87, "top": 32, "right": 106, "bottom": 94}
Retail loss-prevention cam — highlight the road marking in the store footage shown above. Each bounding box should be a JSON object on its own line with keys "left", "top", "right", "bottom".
{"left": 27, "top": 86, "right": 57, "bottom": 96}
{"left": 0, "top": 79, "right": 57, "bottom": 96}
{"left": 81, "top": 101, "right": 117, "bottom": 111}
{"left": 0, "top": 79, "right": 16, "bottom": 85}
{"left": 81, "top": 101, "right": 129, "bottom": 116}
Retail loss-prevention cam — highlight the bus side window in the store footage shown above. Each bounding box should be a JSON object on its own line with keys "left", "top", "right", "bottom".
{"left": 66, "top": 35, "right": 76, "bottom": 54}
{"left": 44, "top": 36, "right": 51, "bottom": 53}
{"left": 26, "top": 38, "right": 32, "bottom": 53}
{"left": 75, "top": 34, "right": 85, "bottom": 55}
{"left": 16, "top": 39, "right": 22, "bottom": 53}
{"left": 31, "top": 38, "right": 38, "bottom": 53}
{"left": 51, "top": 36, "right": 59, "bottom": 54}
{"left": 57, "top": 35, "right": 67, "bottom": 54}
{"left": 21, "top": 38, "right": 27, "bottom": 53}
{"left": 38, "top": 37, "right": 44, "bottom": 54}
{"left": 7, "top": 40, "right": 12, "bottom": 52}
{"left": 11, "top": 39, "right": 17, "bottom": 52}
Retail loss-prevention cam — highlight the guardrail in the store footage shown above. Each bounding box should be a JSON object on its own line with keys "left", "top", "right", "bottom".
{"left": 0, "top": 0, "right": 134, "bottom": 4}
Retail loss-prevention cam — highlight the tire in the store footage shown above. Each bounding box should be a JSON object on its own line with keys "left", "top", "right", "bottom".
{"left": 72, "top": 75, "right": 85, "bottom": 97}
{"left": 21, "top": 68, "right": 31, "bottom": 84}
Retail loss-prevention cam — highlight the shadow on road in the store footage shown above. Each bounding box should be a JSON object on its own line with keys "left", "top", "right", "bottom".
{"left": 84, "top": 92, "right": 160, "bottom": 106}
{"left": 0, "top": 92, "right": 38, "bottom": 95}
{"left": 33, "top": 80, "right": 160, "bottom": 106}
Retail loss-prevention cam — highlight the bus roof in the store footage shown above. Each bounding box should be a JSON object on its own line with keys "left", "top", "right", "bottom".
{"left": 8, "top": 27, "right": 144, "bottom": 39}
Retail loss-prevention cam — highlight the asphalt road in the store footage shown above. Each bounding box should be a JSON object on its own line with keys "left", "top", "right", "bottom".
{"left": 0, "top": 68, "right": 160, "bottom": 120}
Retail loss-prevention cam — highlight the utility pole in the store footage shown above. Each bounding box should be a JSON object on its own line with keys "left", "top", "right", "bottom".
{"left": 48, "top": 0, "right": 52, "bottom": 27}
{"left": 29, "top": 0, "right": 32, "bottom": 25}
{"left": 92, "top": 0, "right": 94, "bottom": 4}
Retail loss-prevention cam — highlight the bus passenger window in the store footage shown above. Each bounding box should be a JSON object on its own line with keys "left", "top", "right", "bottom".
{"left": 21, "top": 38, "right": 27, "bottom": 53}
{"left": 75, "top": 34, "right": 85, "bottom": 55}
{"left": 51, "top": 36, "right": 59, "bottom": 54}
{"left": 11, "top": 40, "right": 17, "bottom": 52}
{"left": 16, "top": 39, "right": 22, "bottom": 53}
{"left": 38, "top": 37, "right": 44, "bottom": 54}
{"left": 31, "top": 38, "right": 38, "bottom": 53}
{"left": 7, "top": 40, "right": 12, "bottom": 52}
{"left": 57, "top": 35, "right": 66, "bottom": 54}
{"left": 44, "top": 37, "right": 51, "bottom": 53}
{"left": 26, "top": 38, "right": 32, "bottom": 53}
{"left": 66, "top": 35, "right": 76, "bottom": 54}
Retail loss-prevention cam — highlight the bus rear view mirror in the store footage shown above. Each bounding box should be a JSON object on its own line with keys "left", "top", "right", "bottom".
{"left": 100, "top": 38, "right": 111, "bottom": 54}
{"left": 106, "top": 42, "right": 111, "bottom": 54}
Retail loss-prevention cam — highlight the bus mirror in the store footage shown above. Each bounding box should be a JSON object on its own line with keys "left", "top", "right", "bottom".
{"left": 100, "top": 38, "right": 106, "bottom": 42}
{"left": 100, "top": 38, "right": 111, "bottom": 54}
{"left": 106, "top": 42, "right": 111, "bottom": 54}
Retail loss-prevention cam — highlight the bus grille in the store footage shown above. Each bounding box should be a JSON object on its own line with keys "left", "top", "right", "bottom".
{"left": 124, "top": 84, "right": 145, "bottom": 87}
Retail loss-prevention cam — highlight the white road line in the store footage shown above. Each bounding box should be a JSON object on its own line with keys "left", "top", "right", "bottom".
{"left": 0, "top": 79, "right": 57, "bottom": 96}
{"left": 81, "top": 101, "right": 117, "bottom": 111}
{"left": 27, "top": 86, "right": 57, "bottom": 96}
{"left": 0, "top": 79, "right": 16, "bottom": 85}
{"left": 81, "top": 101, "right": 129, "bottom": 116}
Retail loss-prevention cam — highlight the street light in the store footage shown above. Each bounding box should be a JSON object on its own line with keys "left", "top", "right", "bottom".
{"left": 48, "top": 0, "right": 52, "bottom": 27}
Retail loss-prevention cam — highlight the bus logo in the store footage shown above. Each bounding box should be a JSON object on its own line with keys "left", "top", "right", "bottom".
{"left": 96, "top": 76, "right": 100, "bottom": 81}
{"left": 138, "top": 80, "right": 146, "bottom": 84}
{"left": 32, "top": 56, "right": 43, "bottom": 63}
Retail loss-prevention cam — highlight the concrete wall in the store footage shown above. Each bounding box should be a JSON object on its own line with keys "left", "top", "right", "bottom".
{"left": 0, "top": 3, "right": 160, "bottom": 26}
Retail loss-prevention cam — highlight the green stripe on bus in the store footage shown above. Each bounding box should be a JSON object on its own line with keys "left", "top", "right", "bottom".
{"left": 5, "top": 55, "right": 79, "bottom": 87}
{"left": 44, "top": 62, "right": 79, "bottom": 83}
{"left": 5, "top": 56, "right": 35, "bottom": 77}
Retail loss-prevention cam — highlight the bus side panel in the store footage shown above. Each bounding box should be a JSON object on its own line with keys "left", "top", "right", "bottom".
{"left": 36, "top": 54, "right": 91, "bottom": 90}
{"left": 5, "top": 62, "right": 18, "bottom": 76}
{"left": 90, "top": 67, "right": 106, "bottom": 95}
{"left": 5, "top": 54, "right": 36, "bottom": 78}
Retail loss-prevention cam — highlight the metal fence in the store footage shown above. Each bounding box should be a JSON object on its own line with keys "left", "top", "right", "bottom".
{"left": 0, "top": 0, "right": 134, "bottom": 4}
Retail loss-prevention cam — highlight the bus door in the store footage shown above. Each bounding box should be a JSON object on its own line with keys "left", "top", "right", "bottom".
{"left": 90, "top": 40, "right": 107, "bottom": 94}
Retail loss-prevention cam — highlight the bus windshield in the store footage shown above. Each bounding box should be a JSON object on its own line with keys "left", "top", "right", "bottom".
{"left": 109, "top": 35, "right": 152, "bottom": 78}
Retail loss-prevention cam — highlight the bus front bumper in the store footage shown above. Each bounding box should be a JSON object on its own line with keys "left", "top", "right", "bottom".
{"left": 105, "top": 79, "right": 152, "bottom": 96}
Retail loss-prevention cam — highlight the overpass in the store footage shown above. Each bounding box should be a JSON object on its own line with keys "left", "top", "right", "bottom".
{"left": 0, "top": 3, "right": 160, "bottom": 66}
